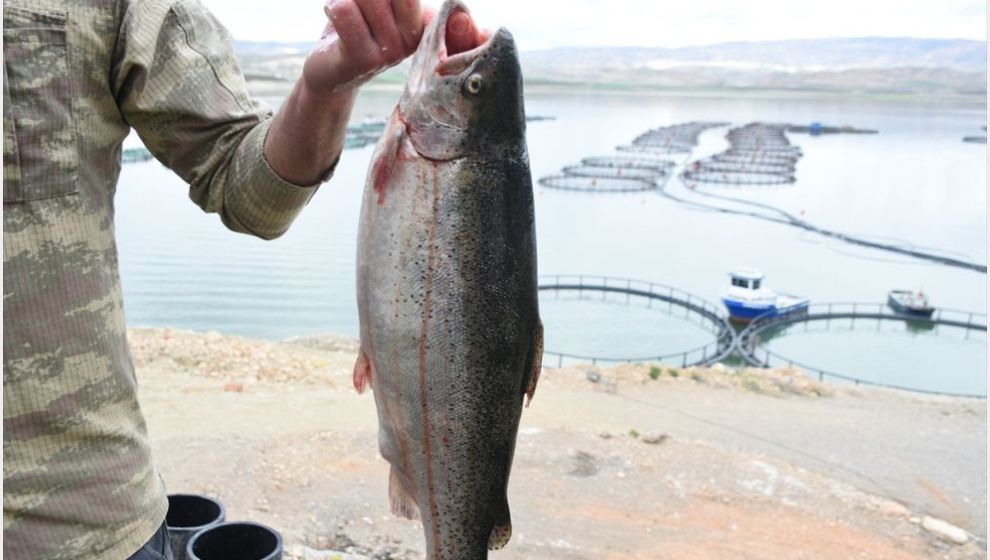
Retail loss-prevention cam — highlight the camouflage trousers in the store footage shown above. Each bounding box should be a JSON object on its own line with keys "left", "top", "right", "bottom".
{"left": 126, "top": 523, "right": 174, "bottom": 560}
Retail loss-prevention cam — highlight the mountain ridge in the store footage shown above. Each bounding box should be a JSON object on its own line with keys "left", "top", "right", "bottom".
{"left": 233, "top": 37, "right": 987, "bottom": 96}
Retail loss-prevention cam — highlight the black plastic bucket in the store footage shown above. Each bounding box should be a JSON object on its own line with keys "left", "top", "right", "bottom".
{"left": 186, "top": 521, "right": 283, "bottom": 560}
{"left": 166, "top": 494, "right": 225, "bottom": 560}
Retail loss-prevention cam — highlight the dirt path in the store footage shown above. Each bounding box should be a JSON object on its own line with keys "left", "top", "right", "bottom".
{"left": 132, "top": 328, "right": 986, "bottom": 559}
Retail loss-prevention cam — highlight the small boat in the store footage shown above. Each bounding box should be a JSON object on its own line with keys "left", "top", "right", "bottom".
{"left": 720, "top": 268, "right": 809, "bottom": 323}
{"left": 887, "top": 290, "right": 934, "bottom": 318}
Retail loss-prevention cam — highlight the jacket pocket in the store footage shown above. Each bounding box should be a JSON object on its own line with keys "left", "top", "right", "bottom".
{"left": 2, "top": 6, "right": 79, "bottom": 203}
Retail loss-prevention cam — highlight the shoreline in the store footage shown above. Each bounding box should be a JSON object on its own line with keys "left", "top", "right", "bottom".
{"left": 133, "top": 327, "right": 986, "bottom": 559}
{"left": 245, "top": 78, "right": 988, "bottom": 106}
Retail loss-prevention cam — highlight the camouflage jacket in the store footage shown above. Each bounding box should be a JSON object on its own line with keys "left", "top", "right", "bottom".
{"left": 3, "top": 1, "right": 325, "bottom": 558}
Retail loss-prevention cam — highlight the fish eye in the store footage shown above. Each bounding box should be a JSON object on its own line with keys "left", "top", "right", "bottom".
{"left": 464, "top": 73, "right": 484, "bottom": 95}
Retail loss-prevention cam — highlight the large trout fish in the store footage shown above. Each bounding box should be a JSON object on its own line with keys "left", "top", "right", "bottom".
{"left": 353, "top": 1, "right": 542, "bottom": 558}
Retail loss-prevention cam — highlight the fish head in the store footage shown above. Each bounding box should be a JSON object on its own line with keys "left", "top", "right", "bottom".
{"left": 399, "top": 0, "right": 525, "bottom": 161}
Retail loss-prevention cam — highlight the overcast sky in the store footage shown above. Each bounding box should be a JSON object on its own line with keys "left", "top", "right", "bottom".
{"left": 204, "top": 0, "right": 987, "bottom": 50}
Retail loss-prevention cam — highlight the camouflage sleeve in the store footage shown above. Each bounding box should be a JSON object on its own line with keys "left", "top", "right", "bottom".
{"left": 112, "top": 0, "right": 323, "bottom": 240}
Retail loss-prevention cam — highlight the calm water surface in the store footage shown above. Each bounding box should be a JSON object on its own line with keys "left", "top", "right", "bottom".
{"left": 115, "top": 89, "right": 987, "bottom": 395}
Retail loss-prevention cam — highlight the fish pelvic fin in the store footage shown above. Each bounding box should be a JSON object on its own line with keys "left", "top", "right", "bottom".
{"left": 524, "top": 320, "right": 544, "bottom": 407}
{"left": 488, "top": 499, "right": 512, "bottom": 550}
{"left": 389, "top": 466, "right": 420, "bottom": 521}
{"left": 353, "top": 350, "right": 373, "bottom": 394}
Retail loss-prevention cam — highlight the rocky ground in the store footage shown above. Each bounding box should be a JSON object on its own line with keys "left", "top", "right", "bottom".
{"left": 131, "top": 327, "right": 987, "bottom": 560}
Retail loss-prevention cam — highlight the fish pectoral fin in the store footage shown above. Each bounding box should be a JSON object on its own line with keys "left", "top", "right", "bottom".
{"left": 388, "top": 466, "right": 420, "bottom": 520}
{"left": 370, "top": 118, "right": 407, "bottom": 205}
{"left": 352, "top": 350, "right": 373, "bottom": 394}
{"left": 524, "top": 320, "right": 544, "bottom": 407}
{"left": 487, "top": 499, "right": 512, "bottom": 550}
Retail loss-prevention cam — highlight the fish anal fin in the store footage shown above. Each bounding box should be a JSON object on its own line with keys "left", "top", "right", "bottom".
{"left": 488, "top": 499, "right": 512, "bottom": 550}
{"left": 389, "top": 466, "right": 420, "bottom": 521}
{"left": 353, "top": 350, "right": 373, "bottom": 394}
{"left": 524, "top": 320, "right": 544, "bottom": 407}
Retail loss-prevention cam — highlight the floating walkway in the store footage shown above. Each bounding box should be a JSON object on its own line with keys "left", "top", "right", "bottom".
{"left": 737, "top": 303, "right": 987, "bottom": 398}
{"left": 538, "top": 275, "right": 736, "bottom": 368}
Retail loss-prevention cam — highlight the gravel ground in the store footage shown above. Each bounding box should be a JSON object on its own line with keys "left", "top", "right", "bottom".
{"left": 132, "top": 328, "right": 987, "bottom": 559}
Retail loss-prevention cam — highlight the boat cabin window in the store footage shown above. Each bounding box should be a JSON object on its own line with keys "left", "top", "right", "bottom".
{"left": 732, "top": 278, "right": 750, "bottom": 288}
{"left": 752, "top": 279, "right": 761, "bottom": 290}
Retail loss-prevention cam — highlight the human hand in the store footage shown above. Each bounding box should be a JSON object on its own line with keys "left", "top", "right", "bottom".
{"left": 302, "top": 0, "right": 429, "bottom": 99}
{"left": 302, "top": 1, "right": 494, "bottom": 99}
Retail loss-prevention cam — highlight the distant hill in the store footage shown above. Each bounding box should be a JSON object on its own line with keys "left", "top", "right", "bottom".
{"left": 233, "top": 37, "right": 987, "bottom": 96}
{"left": 523, "top": 38, "right": 986, "bottom": 73}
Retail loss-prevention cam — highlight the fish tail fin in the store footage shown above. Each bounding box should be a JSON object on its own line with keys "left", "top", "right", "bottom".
{"left": 353, "top": 350, "right": 373, "bottom": 394}
{"left": 389, "top": 466, "right": 420, "bottom": 520}
{"left": 487, "top": 498, "right": 512, "bottom": 550}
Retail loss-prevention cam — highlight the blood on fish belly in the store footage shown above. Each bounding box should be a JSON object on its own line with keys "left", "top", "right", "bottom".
{"left": 354, "top": 1, "right": 542, "bottom": 558}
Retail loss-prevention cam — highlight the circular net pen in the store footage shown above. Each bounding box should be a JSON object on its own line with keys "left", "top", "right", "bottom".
{"left": 581, "top": 156, "right": 676, "bottom": 172}
{"left": 627, "top": 121, "right": 728, "bottom": 154}
{"left": 726, "top": 144, "right": 803, "bottom": 156}
{"left": 691, "top": 159, "right": 795, "bottom": 175}
{"left": 538, "top": 275, "right": 737, "bottom": 368}
{"left": 561, "top": 165, "right": 668, "bottom": 181}
{"left": 538, "top": 174, "right": 657, "bottom": 193}
{"left": 682, "top": 169, "right": 796, "bottom": 185}
{"left": 616, "top": 144, "right": 692, "bottom": 156}
{"left": 715, "top": 151, "right": 801, "bottom": 165}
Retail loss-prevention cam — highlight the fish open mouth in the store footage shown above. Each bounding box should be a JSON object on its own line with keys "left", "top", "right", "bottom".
{"left": 433, "top": 2, "right": 506, "bottom": 76}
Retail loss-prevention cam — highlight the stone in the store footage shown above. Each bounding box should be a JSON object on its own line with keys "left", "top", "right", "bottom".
{"left": 223, "top": 381, "right": 244, "bottom": 393}
{"left": 921, "top": 516, "right": 969, "bottom": 544}
{"left": 875, "top": 499, "right": 910, "bottom": 517}
{"left": 641, "top": 432, "right": 670, "bottom": 445}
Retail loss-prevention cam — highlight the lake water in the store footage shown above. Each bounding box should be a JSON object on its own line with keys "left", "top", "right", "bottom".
{"left": 115, "top": 89, "right": 987, "bottom": 395}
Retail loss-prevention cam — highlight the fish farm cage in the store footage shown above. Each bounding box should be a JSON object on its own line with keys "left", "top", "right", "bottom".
{"left": 537, "top": 174, "right": 658, "bottom": 193}
{"left": 627, "top": 121, "right": 730, "bottom": 153}
{"left": 538, "top": 122, "right": 726, "bottom": 193}
{"left": 683, "top": 123, "right": 803, "bottom": 186}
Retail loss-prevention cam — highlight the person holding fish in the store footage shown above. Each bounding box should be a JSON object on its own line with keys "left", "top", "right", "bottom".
{"left": 2, "top": 1, "right": 491, "bottom": 558}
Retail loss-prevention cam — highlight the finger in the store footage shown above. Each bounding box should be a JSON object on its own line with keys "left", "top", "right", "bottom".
{"left": 354, "top": 0, "right": 403, "bottom": 59}
{"left": 445, "top": 10, "right": 477, "bottom": 55}
{"left": 327, "top": 0, "right": 376, "bottom": 57}
{"left": 390, "top": 0, "right": 424, "bottom": 52}
{"left": 421, "top": 6, "right": 435, "bottom": 29}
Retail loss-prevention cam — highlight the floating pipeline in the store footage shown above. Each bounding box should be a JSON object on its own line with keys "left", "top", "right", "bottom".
{"left": 664, "top": 175, "right": 988, "bottom": 273}
{"left": 541, "top": 119, "right": 986, "bottom": 273}
{"left": 787, "top": 124, "right": 879, "bottom": 135}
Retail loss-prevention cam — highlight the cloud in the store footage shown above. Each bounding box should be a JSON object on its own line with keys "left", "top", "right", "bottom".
{"left": 204, "top": 0, "right": 987, "bottom": 49}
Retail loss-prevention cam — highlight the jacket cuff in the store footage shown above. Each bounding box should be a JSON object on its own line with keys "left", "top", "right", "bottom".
{"left": 226, "top": 118, "right": 331, "bottom": 239}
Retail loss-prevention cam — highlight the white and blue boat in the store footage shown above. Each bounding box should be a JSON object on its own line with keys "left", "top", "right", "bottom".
{"left": 720, "top": 268, "right": 809, "bottom": 323}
